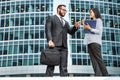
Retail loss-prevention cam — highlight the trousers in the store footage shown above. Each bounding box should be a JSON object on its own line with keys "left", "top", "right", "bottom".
{"left": 88, "top": 43, "right": 109, "bottom": 76}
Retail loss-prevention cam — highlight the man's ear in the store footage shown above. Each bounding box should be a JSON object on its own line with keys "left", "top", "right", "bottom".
{"left": 57, "top": 8, "right": 61, "bottom": 12}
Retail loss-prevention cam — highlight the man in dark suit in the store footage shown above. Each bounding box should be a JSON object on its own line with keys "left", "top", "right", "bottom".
{"left": 45, "top": 4, "right": 80, "bottom": 76}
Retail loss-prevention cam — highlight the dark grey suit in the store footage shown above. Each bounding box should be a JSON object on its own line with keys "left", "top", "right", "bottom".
{"left": 45, "top": 15, "right": 78, "bottom": 76}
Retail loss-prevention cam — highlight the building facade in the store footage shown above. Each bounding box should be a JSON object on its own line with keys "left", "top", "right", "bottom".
{"left": 0, "top": 0, "right": 120, "bottom": 77}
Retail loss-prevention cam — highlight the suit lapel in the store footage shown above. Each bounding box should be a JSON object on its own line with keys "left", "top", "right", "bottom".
{"left": 54, "top": 15, "right": 64, "bottom": 27}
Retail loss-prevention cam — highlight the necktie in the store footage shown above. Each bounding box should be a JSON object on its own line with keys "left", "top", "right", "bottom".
{"left": 60, "top": 17, "right": 64, "bottom": 26}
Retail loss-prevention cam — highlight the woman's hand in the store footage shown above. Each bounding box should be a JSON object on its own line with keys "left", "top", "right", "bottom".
{"left": 83, "top": 23, "right": 92, "bottom": 30}
{"left": 82, "top": 19, "right": 92, "bottom": 30}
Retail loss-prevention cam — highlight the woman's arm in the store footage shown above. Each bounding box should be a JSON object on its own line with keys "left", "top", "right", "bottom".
{"left": 90, "top": 19, "right": 103, "bottom": 34}
{"left": 82, "top": 19, "right": 103, "bottom": 34}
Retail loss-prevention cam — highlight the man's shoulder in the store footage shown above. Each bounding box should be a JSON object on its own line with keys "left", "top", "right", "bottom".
{"left": 47, "top": 15, "right": 56, "bottom": 18}
{"left": 46, "top": 15, "right": 56, "bottom": 20}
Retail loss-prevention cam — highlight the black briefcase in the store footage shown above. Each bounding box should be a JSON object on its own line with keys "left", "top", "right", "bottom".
{"left": 40, "top": 48, "right": 60, "bottom": 66}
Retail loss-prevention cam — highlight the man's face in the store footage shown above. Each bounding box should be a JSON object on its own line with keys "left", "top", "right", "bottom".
{"left": 58, "top": 6, "right": 67, "bottom": 17}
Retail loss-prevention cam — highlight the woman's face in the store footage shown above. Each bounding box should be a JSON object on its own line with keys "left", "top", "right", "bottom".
{"left": 90, "top": 10, "right": 95, "bottom": 19}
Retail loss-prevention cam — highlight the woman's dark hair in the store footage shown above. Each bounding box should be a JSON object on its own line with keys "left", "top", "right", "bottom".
{"left": 90, "top": 8, "right": 102, "bottom": 19}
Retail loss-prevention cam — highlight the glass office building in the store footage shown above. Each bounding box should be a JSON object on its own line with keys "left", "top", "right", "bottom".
{"left": 0, "top": 0, "right": 120, "bottom": 76}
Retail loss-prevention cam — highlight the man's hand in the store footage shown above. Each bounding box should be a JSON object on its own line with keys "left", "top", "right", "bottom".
{"left": 48, "top": 40, "right": 55, "bottom": 48}
{"left": 74, "top": 21, "right": 80, "bottom": 29}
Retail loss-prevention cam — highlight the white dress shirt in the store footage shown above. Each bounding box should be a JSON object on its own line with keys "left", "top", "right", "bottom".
{"left": 56, "top": 14, "right": 65, "bottom": 26}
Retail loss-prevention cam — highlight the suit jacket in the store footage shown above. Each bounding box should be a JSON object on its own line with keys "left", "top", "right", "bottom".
{"left": 45, "top": 15, "right": 78, "bottom": 48}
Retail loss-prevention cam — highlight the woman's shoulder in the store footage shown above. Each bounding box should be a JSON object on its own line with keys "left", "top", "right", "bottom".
{"left": 96, "top": 18, "right": 102, "bottom": 22}
{"left": 96, "top": 18, "right": 103, "bottom": 24}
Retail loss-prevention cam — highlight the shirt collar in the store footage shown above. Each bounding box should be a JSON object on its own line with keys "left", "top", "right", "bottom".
{"left": 56, "top": 14, "right": 62, "bottom": 20}
{"left": 56, "top": 14, "right": 65, "bottom": 26}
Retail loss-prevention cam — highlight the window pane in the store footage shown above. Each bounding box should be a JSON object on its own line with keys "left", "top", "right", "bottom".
{"left": 14, "top": 45, "right": 18, "bottom": 54}
{"left": 29, "top": 59, "right": 33, "bottom": 65}
{"left": 2, "top": 60, "right": 7, "bottom": 67}
{"left": 18, "top": 59, "right": 22, "bottom": 66}
{"left": 20, "top": 31, "right": 24, "bottom": 39}
{"left": 19, "top": 45, "right": 23, "bottom": 53}
{"left": 72, "top": 44, "right": 76, "bottom": 53}
{"left": 72, "top": 59, "right": 76, "bottom": 65}
{"left": 23, "top": 59, "right": 28, "bottom": 65}
{"left": 8, "top": 45, "right": 13, "bottom": 54}
{"left": 7, "top": 60, "right": 12, "bottom": 66}
{"left": 34, "top": 59, "right": 38, "bottom": 65}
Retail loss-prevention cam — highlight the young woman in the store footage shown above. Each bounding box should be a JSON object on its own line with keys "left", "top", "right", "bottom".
{"left": 82, "top": 8, "right": 109, "bottom": 76}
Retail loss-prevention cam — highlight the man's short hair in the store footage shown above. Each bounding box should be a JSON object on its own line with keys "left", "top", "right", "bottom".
{"left": 57, "top": 4, "right": 66, "bottom": 10}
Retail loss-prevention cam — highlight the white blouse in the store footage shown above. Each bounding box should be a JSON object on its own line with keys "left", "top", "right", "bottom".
{"left": 83, "top": 18, "right": 103, "bottom": 45}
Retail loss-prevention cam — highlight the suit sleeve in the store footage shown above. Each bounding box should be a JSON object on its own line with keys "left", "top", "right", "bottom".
{"left": 66, "top": 22, "right": 78, "bottom": 35}
{"left": 45, "top": 16, "right": 52, "bottom": 42}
